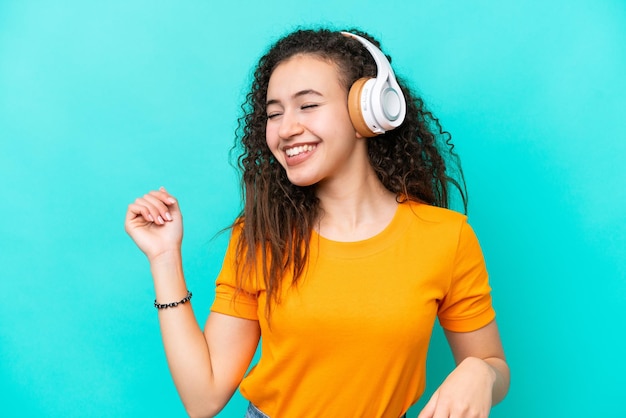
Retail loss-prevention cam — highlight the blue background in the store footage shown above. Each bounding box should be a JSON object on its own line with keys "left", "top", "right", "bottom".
{"left": 1, "top": 1, "right": 624, "bottom": 417}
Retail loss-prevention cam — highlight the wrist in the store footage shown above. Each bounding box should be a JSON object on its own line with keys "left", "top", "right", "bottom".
{"left": 149, "top": 248, "right": 182, "bottom": 267}
{"left": 149, "top": 249, "right": 187, "bottom": 295}
{"left": 464, "top": 356, "right": 498, "bottom": 385}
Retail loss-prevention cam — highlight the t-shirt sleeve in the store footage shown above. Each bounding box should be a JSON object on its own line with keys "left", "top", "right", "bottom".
{"left": 437, "top": 220, "right": 495, "bottom": 332}
{"left": 210, "top": 228, "right": 259, "bottom": 321}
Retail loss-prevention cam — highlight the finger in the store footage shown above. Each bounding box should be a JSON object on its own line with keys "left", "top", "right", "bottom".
{"left": 142, "top": 193, "right": 175, "bottom": 224}
{"left": 148, "top": 189, "right": 179, "bottom": 219}
{"left": 417, "top": 391, "right": 438, "bottom": 418}
{"left": 126, "top": 201, "right": 156, "bottom": 225}
{"left": 133, "top": 195, "right": 167, "bottom": 225}
{"left": 155, "top": 187, "right": 178, "bottom": 206}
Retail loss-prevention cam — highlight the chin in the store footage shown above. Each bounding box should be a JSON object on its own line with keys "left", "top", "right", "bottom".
{"left": 285, "top": 173, "right": 319, "bottom": 188}
{"left": 287, "top": 179, "right": 318, "bottom": 188}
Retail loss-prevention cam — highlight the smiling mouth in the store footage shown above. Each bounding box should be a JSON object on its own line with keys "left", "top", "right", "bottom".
{"left": 285, "top": 144, "right": 317, "bottom": 157}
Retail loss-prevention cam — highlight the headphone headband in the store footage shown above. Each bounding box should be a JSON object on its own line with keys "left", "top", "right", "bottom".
{"left": 341, "top": 32, "right": 407, "bottom": 137}
{"left": 341, "top": 32, "right": 391, "bottom": 82}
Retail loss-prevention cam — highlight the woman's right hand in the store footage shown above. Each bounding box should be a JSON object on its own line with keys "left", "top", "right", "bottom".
{"left": 125, "top": 187, "right": 183, "bottom": 262}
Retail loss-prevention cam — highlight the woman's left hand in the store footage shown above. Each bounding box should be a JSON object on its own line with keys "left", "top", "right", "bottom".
{"left": 418, "top": 357, "right": 495, "bottom": 418}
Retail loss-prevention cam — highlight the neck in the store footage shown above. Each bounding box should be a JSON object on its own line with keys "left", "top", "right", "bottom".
{"left": 315, "top": 169, "right": 398, "bottom": 242}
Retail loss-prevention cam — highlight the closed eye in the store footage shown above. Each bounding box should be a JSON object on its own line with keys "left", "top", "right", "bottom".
{"left": 301, "top": 104, "right": 319, "bottom": 110}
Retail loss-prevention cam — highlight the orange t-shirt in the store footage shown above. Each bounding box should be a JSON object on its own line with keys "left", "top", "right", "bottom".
{"left": 211, "top": 201, "right": 495, "bottom": 417}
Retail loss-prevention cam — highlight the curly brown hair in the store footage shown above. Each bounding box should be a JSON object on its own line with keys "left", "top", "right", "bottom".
{"left": 231, "top": 28, "right": 467, "bottom": 315}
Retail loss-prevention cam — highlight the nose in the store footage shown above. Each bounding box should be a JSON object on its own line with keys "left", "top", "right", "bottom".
{"left": 278, "top": 109, "right": 304, "bottom": 139}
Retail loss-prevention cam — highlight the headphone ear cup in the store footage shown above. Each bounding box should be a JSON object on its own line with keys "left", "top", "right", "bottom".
{"left": 348, "top": 77, "right": 377, "bottom": 138}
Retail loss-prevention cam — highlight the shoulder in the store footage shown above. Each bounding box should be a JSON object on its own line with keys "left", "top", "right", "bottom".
{"left": 397, "top": 201, "right": 478, "bottom": 252}
{"left": 400, "top": 200, "right": 467, "bottom": 226}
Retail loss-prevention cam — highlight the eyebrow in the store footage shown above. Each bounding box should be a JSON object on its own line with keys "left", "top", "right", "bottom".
{"left": 266, "top": 89, "right": 323, "bottom": 107}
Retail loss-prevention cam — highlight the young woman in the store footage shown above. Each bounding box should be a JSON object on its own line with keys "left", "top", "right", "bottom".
{"left": 125, "top": 28, "right": 510, "bottom": 418}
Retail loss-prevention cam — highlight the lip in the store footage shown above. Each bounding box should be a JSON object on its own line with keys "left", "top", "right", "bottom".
{"left": 283, "top": 142, "right": 318, "bottom": 167}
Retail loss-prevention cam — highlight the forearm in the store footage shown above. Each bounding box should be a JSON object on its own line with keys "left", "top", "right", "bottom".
{"left": 444, "top": 322, "right": 510, "bottom": 408}
{"left": 150, "top": 252, "right": 220, "bottom": 417}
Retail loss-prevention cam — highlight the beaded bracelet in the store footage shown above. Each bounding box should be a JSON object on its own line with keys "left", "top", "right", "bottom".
{"left": 154, "top": 290, "right": 192, "bottom": 309}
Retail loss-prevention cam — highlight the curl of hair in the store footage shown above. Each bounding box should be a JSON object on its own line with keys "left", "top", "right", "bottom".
{"left": 230, "top": 28, "right": 467, "bottom": 316}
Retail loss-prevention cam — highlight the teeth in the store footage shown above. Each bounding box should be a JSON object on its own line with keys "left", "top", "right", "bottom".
{"left": 286, "top": 144, "right": 316, "bottom": 157}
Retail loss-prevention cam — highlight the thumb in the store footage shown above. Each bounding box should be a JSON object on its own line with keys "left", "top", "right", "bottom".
{"left": 417, "top": 390, "right": 439, "bottom": 418}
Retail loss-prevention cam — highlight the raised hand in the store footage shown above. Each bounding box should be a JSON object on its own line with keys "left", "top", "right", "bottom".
{"left": 125, "top": 187, "right": 183, "bottom": 261}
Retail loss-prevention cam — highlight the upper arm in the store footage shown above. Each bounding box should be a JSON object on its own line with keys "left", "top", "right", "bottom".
{"left": 444, "top": 320, "right": 505, "bottom": 365}
{"left": 203, "top": 312, "right": 260, "bottom": 404}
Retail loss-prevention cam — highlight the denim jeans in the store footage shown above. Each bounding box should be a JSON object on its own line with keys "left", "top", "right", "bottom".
{"left": 245, "top": 402, "right": 270, "bottom": 418}
{"left": 245, "top": 402, "right": 407, "bottom": 417}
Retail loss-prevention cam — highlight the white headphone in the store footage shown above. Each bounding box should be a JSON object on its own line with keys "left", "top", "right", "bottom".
{"left": 341, "top": 31, "right": 407, "bottom": 137}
